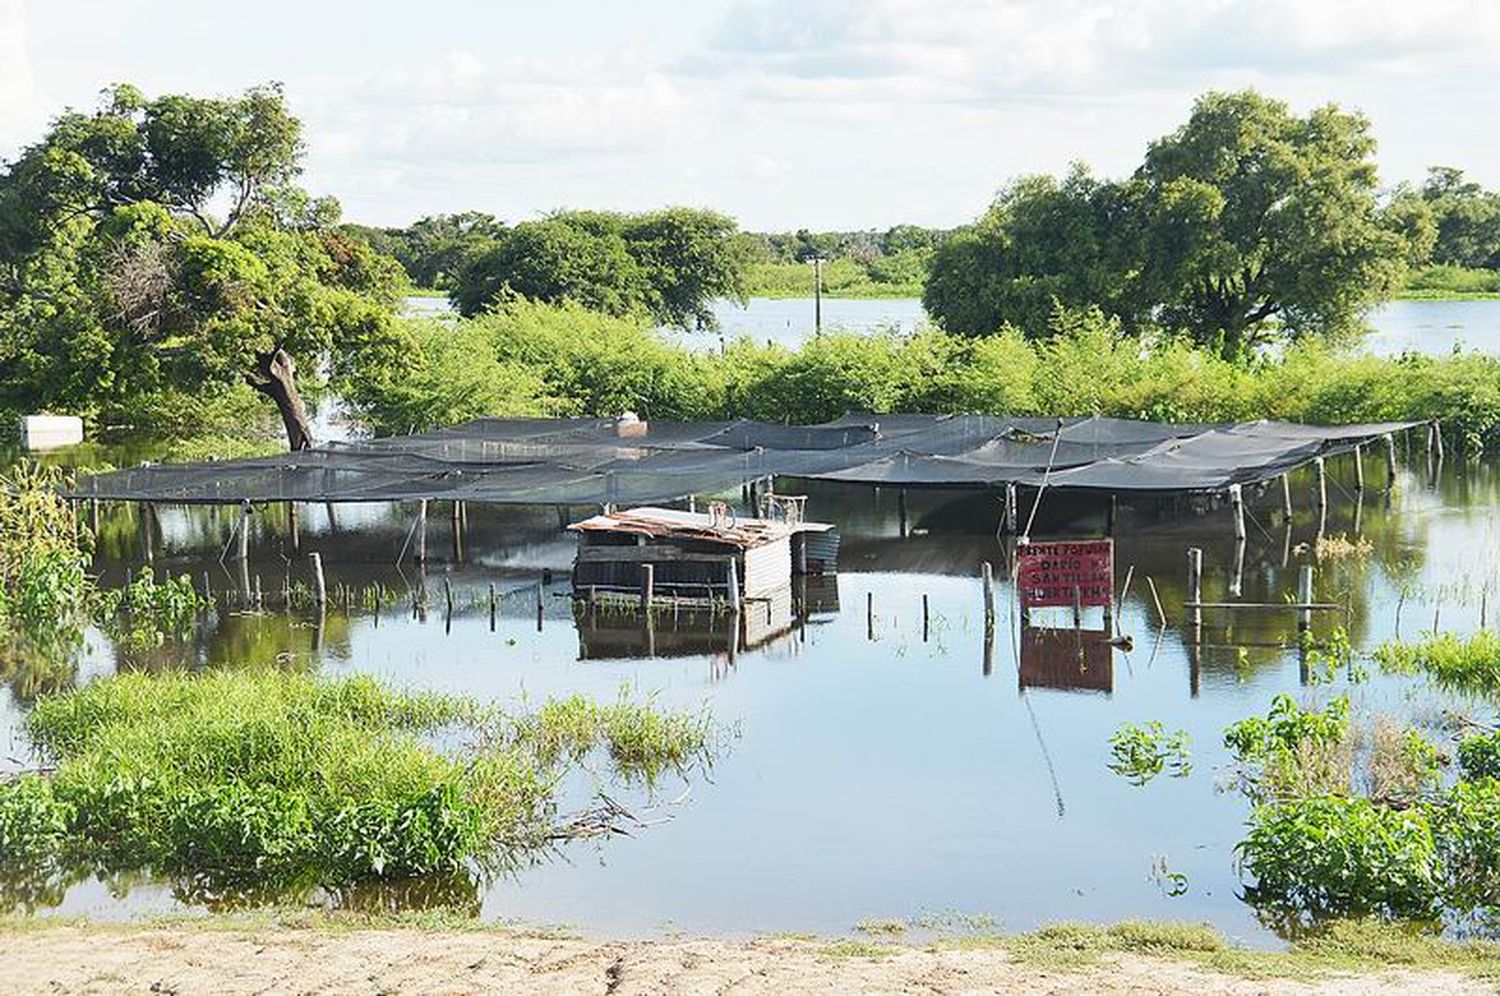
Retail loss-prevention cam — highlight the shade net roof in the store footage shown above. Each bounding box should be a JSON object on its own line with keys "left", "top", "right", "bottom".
{"left": 67, "top": 414, "right": 1420, "bottom": 506}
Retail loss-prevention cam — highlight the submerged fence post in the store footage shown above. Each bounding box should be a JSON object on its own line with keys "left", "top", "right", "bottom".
{"left": 1228, "top": 484, "right": 1245, "bottom": 542}
{"left": 640, "top": 563, "right": 655, "bottom": 614}
{"left": 981, "top": 561, "right": 995, "bottom": 635}
{"left": 1384, "top": 433, "right": 1398, "bottom": 491}
{"left": 866, "top": 591, "right": 875, "bottom": 640}
{"left": 1187, "top": 547, "right": 1203, "bottom": 633}
{"left": 1281, "top": 474, "right": 1293, "bottom": 520}
{"left": 1297, "top": 565, "right": 1315, "bottom": 633}
{"left": 235, "top": 501, "right": 251, "bottom": 562}
{"left": 488, "top": 582, "right": 497, "bottom": 631}
{"left": 309, "top": 552, "right": 326, "bottom": 608}
{"left": 727, "top": 558, "right": 741, "bottom": 615}
{"left": 1353, "top": 444, "right": 1365, "bottom": 493}
{"left": 451, "top": 500, "right": 464, "bottom": 564}
{"left": 416, "top": 499, "right": 429, "bottom": 565}
{"left": 898, "top": 488, "right": 908, "bottom": 538}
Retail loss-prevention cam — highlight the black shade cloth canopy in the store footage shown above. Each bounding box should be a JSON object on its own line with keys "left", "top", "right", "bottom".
{"left": 66, "top": 414, "right": 1420, "bottom": 506}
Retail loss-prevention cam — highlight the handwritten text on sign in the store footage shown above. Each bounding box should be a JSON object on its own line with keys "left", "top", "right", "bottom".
{"left": 1017, "top": 539, "right": 1114, "bottom": 608}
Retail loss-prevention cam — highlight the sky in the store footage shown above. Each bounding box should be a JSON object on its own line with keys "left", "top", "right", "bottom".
{"left": 3, "top": 0, "right": 1500, "bottom": 230}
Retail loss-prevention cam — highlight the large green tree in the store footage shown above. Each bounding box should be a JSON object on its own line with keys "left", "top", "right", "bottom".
{"left": 1135, "top": 91, "right": 1406, "bottom": 355}
{"left": 450, "top": 208, "right": 747, "bottom": 329}
{"left": 924, "top": 90, "right": 1417, "bottom": 358}
{"left": 0, "top": 83, "right": 404, "bottom": 448}
{"left": 1417, "top": 167, "right": 1500, "bottom": 269}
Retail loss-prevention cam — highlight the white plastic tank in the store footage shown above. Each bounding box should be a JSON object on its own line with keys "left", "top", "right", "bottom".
{"left": 19, "top": 415, "right": 84, "bottom": 451}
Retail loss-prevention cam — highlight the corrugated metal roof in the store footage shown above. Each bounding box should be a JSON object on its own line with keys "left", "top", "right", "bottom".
{"left": 569, "top": 506, "right": 831, "bottom": 550}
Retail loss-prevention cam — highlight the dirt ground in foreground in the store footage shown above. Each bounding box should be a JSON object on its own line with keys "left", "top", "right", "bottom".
{"left": 0, "top": 925, "right": 1492, "bottom": 995}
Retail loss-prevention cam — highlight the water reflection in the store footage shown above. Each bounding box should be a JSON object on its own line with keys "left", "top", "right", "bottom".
{"left": 3, "top": 445, "right": 1500, "bottom": 941}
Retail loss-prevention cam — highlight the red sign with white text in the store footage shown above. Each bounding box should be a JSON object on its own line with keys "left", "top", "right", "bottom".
{"left": 1017, "top": 539, "right": 1114, "bottom": 608}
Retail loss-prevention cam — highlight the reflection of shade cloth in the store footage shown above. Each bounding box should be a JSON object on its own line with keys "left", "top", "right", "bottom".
{"left": 1020, "top": 626, "right": 1113, "bottom": 694}
{"left": 68, "top": 414, "right": 1419, "bottom": 506}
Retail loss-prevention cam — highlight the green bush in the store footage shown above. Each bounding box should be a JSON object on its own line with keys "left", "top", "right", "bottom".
{"left": 1238, "top": 796, "right": 1440, "bottom": 922}
{"left": 1458, "top": 731, "right": 1500, "bottom": 782}
{"left": 0, "top": 776, "right": 71, "bottom": 862}
{"left": 17, "top": 670, "right": 712, "bottom": 890}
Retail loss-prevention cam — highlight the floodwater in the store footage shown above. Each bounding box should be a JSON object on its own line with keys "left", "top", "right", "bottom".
{"left": 3, "top": 438, "right": 1498, "bottom": 946}
{"left": 405, "top": 294, "right": 1500, "bottom": 356}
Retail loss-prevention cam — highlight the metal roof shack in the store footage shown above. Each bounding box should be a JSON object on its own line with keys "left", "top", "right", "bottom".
{"left": 568, "top": 506, "right": 838, "bottom": 607}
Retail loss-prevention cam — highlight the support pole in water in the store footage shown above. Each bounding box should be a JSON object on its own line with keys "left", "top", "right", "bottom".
{"left": 309, "top": 552, "right": 326, "bottom": 608}
{"left": 451, "top": 500, "right": 464, "bottom": 564}
{"left": 141, "top": 502, "right": 155, "bottom": 564}
{"left": 488, "top": 582, "right": 497, "bottom": 631}
{"left": 1430, "top": 419, "right": 1444, "bottom": 461}
{"left": 1353, "top": 444, "right": 1365, "bottom": 493}
{"left": 287, "top": 502, "right": 300, "bottom": 552}
{"left": 1384, "top": 433, "right": 1398, "bottom": 491}
{"left": 1004, "top": 483, "right": 1018, "bottom": 535}
{"left": 640, "top": 563, "right": 655, "bottom": 614}
{"left": 1281, "top": 473, "right": 1293, "bottom": 521}
{"left": 1106, "top": 494, "right": 1118, "bottom": 537}
{"left": 235, "top": 501, "right": 251, "bottom": 562}
{"left": 1228, "top": 484, "right": 1245, "bottom": 543}
{"left": 727, "top": 558, "right": 741, "bottom": 615}
{"left": 898, "top": 488, "right": 908, "bottom": 539}
{"left": 922, "top": 593, "right": 930, "bottom": 642}
{"left": 1297, "top": 565, "right": 1315, "bottom": 633}
{"left": 1229, "top": 538, "right": 1245, "bottom": 599}
{"left": 1187, "top": 547, "right": 1203, "bottom": 633}
{"left": 1314, "top": 457, "right": 1328, "bottom": 537}
{"left": 982, "top": 561, "right": 995, "bottom": 634}
{"left": 867, "top": 591, "right": 874, "bottom": 640}
{"left": 416, "top": 499, "right": 428, "bottom": 565}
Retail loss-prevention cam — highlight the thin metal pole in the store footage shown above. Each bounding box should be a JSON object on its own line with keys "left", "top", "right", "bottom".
{"left": 416, "top": 499, "right": 428, "bottom": 564}
{"left": 1187, "top": 547, "right": 1203, "bottom": 632}
{"left": 640, "top": 563, "right": 655, "bottom": 614}
{"left": 1228, "top": 484, "right": 1245, "bottom": 542}
{"left": 1353, "top": 444, "right": 1365, "bottom": 492}
{"left": 1384, "top": 433, "right": 1397, "bottom": 491}
{"left": 1297, "top": 566, "right": 1315, "bottom": 633}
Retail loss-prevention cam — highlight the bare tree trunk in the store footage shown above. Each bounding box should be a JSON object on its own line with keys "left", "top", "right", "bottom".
{"left": 246, "top": 348, "right": 314, "bottom": 451}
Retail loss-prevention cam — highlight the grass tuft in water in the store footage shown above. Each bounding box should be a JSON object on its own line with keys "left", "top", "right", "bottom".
{"left": 1, "top": 670, "right": 716, "bottom": 893}
{"left": 1374, "top": 632, "right": 1500, "bottom": 696}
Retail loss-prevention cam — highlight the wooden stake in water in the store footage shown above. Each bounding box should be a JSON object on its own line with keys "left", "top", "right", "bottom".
{"left": 309, "top": 552, "right": 326, "bottom": 608}
{"left": 442, "top": 576, "right": 454, "bottom": 616}
{"left": 1353, "top": 443, "right": 1365, "bottom": 492}
{"left": 416, "top": 499, "right": 428, "bottom": 564}
{"left": 1384, "top": 433, "right": 1397, "bottom": 491}
{"left": 727, "top": 558, "right": 741, "bottom": 615}
{"left": 981, "top": 561, "right": 995, "bottom": 636}
{"left": 640, "top": 563, "right": 655, "bottom": 614}
{"left": 1281, "top": 473, "right": 1293, "bottom": 520}
{"left": 488, "top": 582, "right": 497, "bottom": 631}
{"left": 1228, "top": 484, "right": 1245, "bottom": 542}
{"left": 1297, "top": 565, "right": 1315, "bottom": 633}
{"left": 922, "top": 593, "right": 930, "bottom": 642}
{"left": 867, "top": 591, "right": 875, "bottom": 641}
{"left": 1187, "top": 548, "right": 1203, "bottom": 633}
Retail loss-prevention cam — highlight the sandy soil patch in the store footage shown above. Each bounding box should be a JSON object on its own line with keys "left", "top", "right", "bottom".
{"left": 0, "top": 925, "right": 1490, "bottom": 995}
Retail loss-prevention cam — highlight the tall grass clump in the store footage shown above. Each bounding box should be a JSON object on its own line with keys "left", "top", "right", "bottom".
{"left": 0, "top": 670, "right": 716, "bottom": 893}
{"left": 1374, "top": 632, "right": 1500, "bottom": 697}
{"left": 0, "top": 464, "right": 90, "bottom": 657}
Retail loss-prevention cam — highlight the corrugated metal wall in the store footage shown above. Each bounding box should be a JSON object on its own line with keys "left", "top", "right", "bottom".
{"left": 742, "top": 537, "right": 791, "bottom": 599}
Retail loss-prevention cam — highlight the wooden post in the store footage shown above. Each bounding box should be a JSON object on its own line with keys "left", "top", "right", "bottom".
{"left": 451, "top": 500, "right": 463, "bottom": 564}
{"left": 89, "top": 498, "right": 100, "bottom": 534}
{"left": 1353, "top": 443, "right": 1365, "bottom": 493}
{"left": 727, "top": 558, "right": 741, "bottom": 614}
{"left": 1297, "top": 565, "right": 1314, "bottom": 633}
{"left": 235, "top": 502, "right": 250, "bottom": 562}
{"left": 982, "top": 561, "right": 995, "bottom": 637}
{"left": 1281, "top": 473, "right": 1293, "bottom": 520}
{"left": 866, "top": 591, "right": 874, "bottom": 640}
{"left": 488, "top": 582, "right": 497, "bottom": 631}
{"left": 1431, "top": 419, "right": 1444, "bottom": 461}
{"left": 1229, "top": 538, "right": 1245, "bottom": 599}
{"left": 442, "top": 576, "right": 454, "bottom": 615}
{"left": 640, "top": 563, "right": 655, "bottom": 614}
{"left": 922, "top": 593, "right": 930, "bottom": 642}
{"left": 309, "top": 552, "right": 326, "bottom": 608}
{"left": 416, "top": 499, "right": 428, "bottom": 564}
{"left": 1187, "top": 547, "right": 1203, "bottom": 632}
{"left": 1228, "top": 484, "right": 1245, "bottom": 542}
{"left": 287, "top": 502, "right": 301, "bottom": 552}
{"left": 535, "top": 580, "right": 544, "bottom": 631}
{"left": 1384, "top": 433, "right": 1397, "bottom": 491}
{"left": 1004, "top": 483, "right": 1018, "bottom": 535}
{"left": 1314, "top": 457, "right": 1327, "bottom": 514}
{"left": 898, "top": 488, "right": 908, "bottom": 538}
{"left": 141, "top": 502, "right": 155, "bottom": 563}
